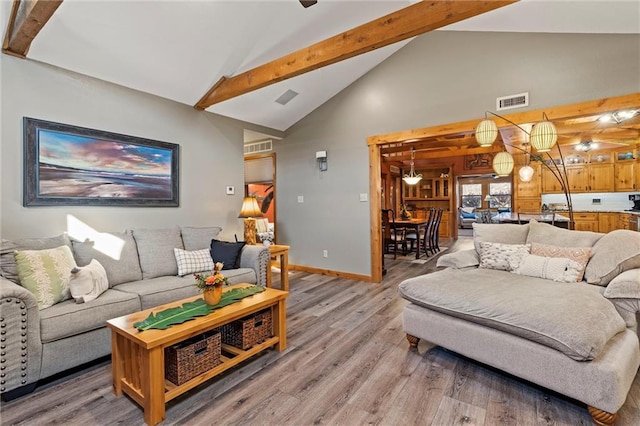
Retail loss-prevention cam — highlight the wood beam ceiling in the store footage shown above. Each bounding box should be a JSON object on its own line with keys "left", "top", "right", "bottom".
{"left": 194, "top": 0, "right": 518, "bottom": 110}
{"left": 2, "top": 0, "right": 63, "bottom": 58}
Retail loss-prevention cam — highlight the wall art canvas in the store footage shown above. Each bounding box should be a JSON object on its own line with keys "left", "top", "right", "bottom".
{"left": 23, "top": 117, "right": 179, "bottom": 207}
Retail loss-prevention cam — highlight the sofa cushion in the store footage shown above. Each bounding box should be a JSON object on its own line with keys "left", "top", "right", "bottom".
{"left": 526, "top": 219, "right": 603, "bottom": 248}
{"left": 69, "top": 259, "right": 109, "bottom": 303}
{"left": 180, "top": 226, "right": 222, "bottom": 251}
{"left": 39, "top": 288, "right": 140, "bottom": 343}
{"left": 604, "top": 269, "right": 640, "bottom": 299}
{"left": 15, "top": 245, "right": 76, "bottom": 309}
{"left": 511, "top": 254, "right": 584, "bottom": 283}
{"left": 174, "top": 247, "right": 214, "bottom": 276}
{"left": 584, "top": 230, "right": 640, "bottom": 286}
{"left": 478, "top": 242, "right": 530, "bottom": 272}
{"left": 398, "top": 268, "right": 626, "bottom": 361}
{"left": 210, "top": 239, "right": 246, "bottom": 270}
{"left": 132, "top": 227, "right": 184, "bottom": 279}
{"left": 72, "top": 230, "right": 142, "bottom": 287}
{"left": 472, "top": 223, "right": 529, "bottom": 254}
{"left": 1, "top": 234, "right": 71, "bottom": 284}
{"left": 530, "top": 243, "right": 591, "bottom": 281}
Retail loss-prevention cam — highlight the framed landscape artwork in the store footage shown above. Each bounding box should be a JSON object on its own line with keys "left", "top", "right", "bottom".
{"left": 23, "top": 117, "right": 179, "bottom": 207}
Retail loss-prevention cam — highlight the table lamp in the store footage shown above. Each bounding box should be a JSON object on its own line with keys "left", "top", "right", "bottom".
{"left": 238, "top": 196, "right": 264, "bottom": 245}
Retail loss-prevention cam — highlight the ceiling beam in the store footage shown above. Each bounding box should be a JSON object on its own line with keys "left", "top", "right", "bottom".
{"left": 194, "top": 0, "right": 518, "bottom": 110}
{"left": 2, "top": 0, "right": 63, "bottom": 58}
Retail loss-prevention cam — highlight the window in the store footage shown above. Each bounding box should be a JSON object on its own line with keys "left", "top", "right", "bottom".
{"left": 489, "top": 182, "right": 512, "bottom": 209}
{"left": 461, "top": 183, "right": 482, "bottom": 208}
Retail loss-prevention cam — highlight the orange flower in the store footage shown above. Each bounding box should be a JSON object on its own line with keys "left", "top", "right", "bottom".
{"left": 205, "top": 275, "right": 216, "bottom": 284}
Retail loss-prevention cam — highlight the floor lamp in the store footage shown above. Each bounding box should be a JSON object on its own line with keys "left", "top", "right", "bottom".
{"left": 238, "top": 196, "right": 264, "bottom": 245}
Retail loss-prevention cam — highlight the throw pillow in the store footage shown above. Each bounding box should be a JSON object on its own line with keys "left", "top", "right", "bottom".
{"left": 174, "top": 248, "right": 215, "bottom": 276}
{"left": 461, "top": 211, "right": 476, "bottom": 219}
{"left": 530, "top": 243, "right": 591, "bottom": 282}
{"left": 478, "top": 242, "right": 530, "bottom": 272}
{"left": 526, "top": 219, "right": 603, "bottom": 248}
{"left": 15, "top": 245, "right": 76, "bottom": 309}
{"left": 603, "top": 268, "right": 640, "bottom": 299}
{"left": 131, "top": 227, "right": 184, "bottom": 279}
{"left": 584, "top": 230, "right": 640, "bottom": 286}
{"left": 180, "top": 226, "right": 223, "bottom": 251}
{"left": 210, "top": 239, "right": 245, "bottom": 270}
{"left": 1, "top": 234, "right": 72, "bottom": 284}
{"left": 69, "top": 259, "right": 109, "bottom": 303}
{"left": 511, "top": 254, "right": 583, "bottom": 283}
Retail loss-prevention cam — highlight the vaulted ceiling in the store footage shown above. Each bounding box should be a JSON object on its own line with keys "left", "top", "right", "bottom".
{"left": 2, "top": 1, "right": 639, "bottom": 132}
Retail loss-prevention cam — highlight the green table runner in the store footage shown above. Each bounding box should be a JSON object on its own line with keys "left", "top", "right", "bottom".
{"left": 134, "top": 285, "right": 265, "bottom": 331}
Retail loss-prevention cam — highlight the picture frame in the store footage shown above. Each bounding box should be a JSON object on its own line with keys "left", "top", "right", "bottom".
{"left": 23, "top": 117, "right": 179, "bottom": 207}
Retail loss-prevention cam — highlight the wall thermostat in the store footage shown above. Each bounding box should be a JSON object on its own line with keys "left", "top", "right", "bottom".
{"left": 225, "top": 186, "right": 235, "bottom": 195}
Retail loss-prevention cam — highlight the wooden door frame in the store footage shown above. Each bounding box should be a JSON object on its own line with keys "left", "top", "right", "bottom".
{"left": 367, "top": 92, "right": 640, "bottom": 283}
{"left": 244, "top": 152, "right": 277, "bottom": 242}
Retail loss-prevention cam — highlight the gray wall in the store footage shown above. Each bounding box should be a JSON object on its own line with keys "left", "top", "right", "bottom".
{"left": 277, "top": 31, "right": 640, "bottom": 276}
{"left": 0, "top": 55, "right": 279, "bottom": 240}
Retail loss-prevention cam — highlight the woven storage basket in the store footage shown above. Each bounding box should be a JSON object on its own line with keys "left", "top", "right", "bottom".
{"left": 221, "top": 309, "right": 273, "bottom": 350}
{"left": 165, "top": 330, "right": 222, "bottom": 385}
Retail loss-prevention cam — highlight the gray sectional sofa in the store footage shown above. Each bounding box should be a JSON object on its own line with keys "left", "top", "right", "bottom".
{"left": 399, "top": 221, "right": 640, "bottom": 425}
{"left": 0, "top": 226, "right": 270, "bottom": 397}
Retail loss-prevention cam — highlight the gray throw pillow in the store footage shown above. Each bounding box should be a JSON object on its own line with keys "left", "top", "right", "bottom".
{"left": 72, "top": 230, "right": 142, "bottom": 287}
{"left": 584, "top": 230, "right": 640, "bottom": 286}
{"left": 132, "top": 227, "right": 184, "bottom": 279}
{"left": 526, "top": 219, "right": 603, "bottom": 248}
{"left": 180, "top": 226, "right": 222, "bottom": 251}
{"left": 472, "top": 223, "right": 529, "bottom": 255}
{"left": 1, "top": 234, "right": 72, "bottom": 284}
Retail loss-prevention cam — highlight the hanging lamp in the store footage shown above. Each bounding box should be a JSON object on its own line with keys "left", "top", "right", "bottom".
{"left": 530, "top": 116, "right": 558, "bottom": 152}
{"left": 475, "top": 118, "right": 498, "bottom": 147}
{"left": 403, "top": 148, "right": 422, "bottom": 185}
{"left": 492, "top": 151, "right": 514, "bottom": 176}
{"left": 518, "top": 165, "right": 534, "bottom": 182}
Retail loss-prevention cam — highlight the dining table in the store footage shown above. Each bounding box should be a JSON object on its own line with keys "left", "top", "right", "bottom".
{"left": 394, "top": 218, "right": 430, "bottom": 259}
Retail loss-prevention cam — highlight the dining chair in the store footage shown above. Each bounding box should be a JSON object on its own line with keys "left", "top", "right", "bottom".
{"left": 406, "top": 208, "right": 433, "bottom": 256}
{"left": 426, "top": 208, "right": 444, "bottom": 254}
{"left": 382, "top": 209, "right": 407, "bottom": 259}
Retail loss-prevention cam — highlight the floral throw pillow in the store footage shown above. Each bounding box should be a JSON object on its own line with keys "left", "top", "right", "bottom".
{"left": 15, "top": 245, "right": 76, "bottom": 309}
{"left": 478, "top": 242, "right": 530, "bottom": 272}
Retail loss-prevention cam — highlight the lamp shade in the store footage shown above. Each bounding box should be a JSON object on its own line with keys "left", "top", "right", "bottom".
{"left": 530, "top": 120, "right": 558, "bottom": 152}
{"left": 492, "top": 152, "right": 514, "bottom": 176}
{"left": 518, "top": 165, "right": 534, "bottom": 182}
{"left": 238, "top": 196, "right": 263, "bottom": 218}
{"left": 475, "top": 119, "right": 498, "bottom": 147}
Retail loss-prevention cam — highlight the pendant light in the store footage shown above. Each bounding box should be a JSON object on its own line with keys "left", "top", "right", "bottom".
{"left": 530, "top": 119, "right": 558, "bottom": 152}
{"left": 518, "top": 165, "right": 534, "bottom": 182}
{"left": 492, "top": 152, "right": 514, "bottom": 177}
{"left": 403, "top": 148, "right": 422, "bottom": 185}
{"left": 475, "top": 119, "right": 498, "bottom": 147}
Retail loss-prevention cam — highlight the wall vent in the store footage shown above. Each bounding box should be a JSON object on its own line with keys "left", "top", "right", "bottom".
{"left": 496, "top": 92, "right": 529, "bottom": 111}
{"left": 244, "top": 140, "right": 273, "bottom": 155}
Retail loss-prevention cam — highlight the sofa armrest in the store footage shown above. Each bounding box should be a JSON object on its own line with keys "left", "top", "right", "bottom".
{"left": 0, "top": 276, "right": 42, "bottom": 394}
{"left": 436, "top": 249, "right": 480, "bottom": 269}
{"left": 239, "top": 245, "right": 270, "bottom": 287}
{"left": 603, "top": 269, "right": 640, "bottom": 334}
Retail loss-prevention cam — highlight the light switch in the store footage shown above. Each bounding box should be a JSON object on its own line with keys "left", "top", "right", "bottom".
{"left": 226, "top": 186, "right": 235, "bottom": 195}
{"left": 297, "top": 195, "right": 304, "bottom": 203}
{"left": 359, "top": 193, "right": 368, "bottom": 202}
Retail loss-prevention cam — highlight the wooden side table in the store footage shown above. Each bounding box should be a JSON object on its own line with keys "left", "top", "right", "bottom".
{"left": 265, "top": 244, "right": 289, "bottom": 292}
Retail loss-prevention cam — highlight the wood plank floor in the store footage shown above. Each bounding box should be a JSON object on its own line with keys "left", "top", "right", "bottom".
{"left": 2, "top": 237, "right": 639, "bottom": 425}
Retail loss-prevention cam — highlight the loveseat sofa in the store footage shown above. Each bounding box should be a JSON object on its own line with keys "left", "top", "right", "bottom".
{"left": 0, "top": 226, "right": 270, "bottom": 398}
{"left": 398, "top": 221, "right": 640, "bottom": 425}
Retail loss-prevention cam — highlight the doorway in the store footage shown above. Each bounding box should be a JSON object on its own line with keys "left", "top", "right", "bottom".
{"left": 244, "top": 153, "right": 276, "bottom": 243}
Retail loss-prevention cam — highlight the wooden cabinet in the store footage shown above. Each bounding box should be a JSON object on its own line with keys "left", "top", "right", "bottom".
{"left": 541, "top": 167, "right": 564, "bottom": 193}
{"left": 598, "top": 213, "right": 619, "bottom": 233}
{"left": 541, "top": 152, "right": 616, "bottom": 193}
{"left": 589, "top": 163, "right": 615, "bottom": 192}
{"left": 439, "top": 212, "right": 450, "bottom": 239}
{"left": 566, "top": 166, "right": 589, "bottom": 192}
{"left": 615, "top": 162, "right": 636, "bottom": 191}
{"left": 514, "top": 164, "right": 541, "bottom": 213}
{"left": 402, "top": 165, "right": 453, "bottom": 239}
{"left": 573, "top": 212, "right": 599, "bottom": 232}
{"left": 514, "top": 198, "right": 541, "bottom": 213}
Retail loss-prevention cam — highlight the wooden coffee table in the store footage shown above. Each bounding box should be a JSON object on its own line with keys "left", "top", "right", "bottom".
{"left": 106, "top": 284, "right": 288, "bottom": 425}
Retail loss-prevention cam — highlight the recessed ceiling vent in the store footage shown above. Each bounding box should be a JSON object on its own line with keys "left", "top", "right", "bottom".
{"left": 496, "top": 92, "right": 529, "bottom": 111}
{"left": 244, "top": 140, "right": 273, "bottom": 155}
{"left": 275, "top": 89, "right": 299, "bottom": 105}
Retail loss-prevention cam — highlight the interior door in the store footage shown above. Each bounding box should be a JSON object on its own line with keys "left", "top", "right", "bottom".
{"left": 244, "top": 153, "right": 276, "bottom": 243}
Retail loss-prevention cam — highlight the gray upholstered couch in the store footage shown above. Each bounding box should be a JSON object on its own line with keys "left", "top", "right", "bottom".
{"left": 0, "top": 226, "right": 270, "bottom": 398}
{"left": 398, "top": 221, "right": 640, "bottom": 425}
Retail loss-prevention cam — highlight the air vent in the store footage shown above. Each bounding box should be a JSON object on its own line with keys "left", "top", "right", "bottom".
{"left": 275, "top": 89, "right": 299, "bottom": 105}
{"left": 496, "top": 92, "right": 529, "bottom": 111}
{"left": 244, "top": 140, "right": 273, "bottom": 155}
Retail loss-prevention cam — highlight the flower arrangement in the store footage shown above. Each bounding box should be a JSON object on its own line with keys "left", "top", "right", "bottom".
{"left": 194, "top": 262, "right": 230, "bottom": 291}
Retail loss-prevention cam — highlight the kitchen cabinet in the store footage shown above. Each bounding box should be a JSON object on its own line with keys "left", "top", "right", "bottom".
{"left": 513, "top": 164, "right": 541, "bottom": 213}
{"left": 598, "top": 213, "right": 620, "bottom": 234}
{"left": 402, "top": 165, "right": 453, "bottom": 239}
{"left": 589, "top": 163, "right": 615, "bottom": 192}
{"left": 615, "top": 162, "right": 636, "bottom": 191}
{"left": 541, "top": 152, "right": 615, "bottom": 193}
{"left": 573, "top": 212, "right": 599, "bottom": 232}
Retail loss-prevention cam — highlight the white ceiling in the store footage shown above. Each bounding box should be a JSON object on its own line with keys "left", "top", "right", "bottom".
{"left": 6, "top": 0, "right": 640, "bottom": 132}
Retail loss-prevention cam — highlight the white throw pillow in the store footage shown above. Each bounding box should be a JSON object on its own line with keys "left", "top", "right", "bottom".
{"left": 478, "top": 242, "right": 530, "bottom": 272}
{"left": 511, "top": 254, "right": 583, "bottom": 283}
{"left": 69, "top": 259, "right": 109, "bottom": 303}
{"left": 174, "top": 248, "right": 214, "bottom": 276}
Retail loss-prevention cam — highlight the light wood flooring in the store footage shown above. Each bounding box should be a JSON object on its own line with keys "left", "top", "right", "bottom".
{"left": 2, "top": 237, "right": 640, "bottom": 425}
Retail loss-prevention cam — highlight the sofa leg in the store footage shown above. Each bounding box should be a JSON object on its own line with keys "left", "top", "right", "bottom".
{"left": 588, "top": 406, "right": 617, "bottom": 426}
{"left": 406, "top": 334, "right": 420, "bottom": 348}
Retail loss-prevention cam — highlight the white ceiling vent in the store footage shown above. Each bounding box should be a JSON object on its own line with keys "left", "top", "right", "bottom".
{"left": 244, "top": 140, "right": 273, "bottom": 155}
{"left": 496, "top": 92, "right": 529, "bottom": 111}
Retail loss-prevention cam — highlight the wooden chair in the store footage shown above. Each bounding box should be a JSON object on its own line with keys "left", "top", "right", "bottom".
{"left": 382, "top": 209, "right": 407, "bottom": 259}
{"left": 405, "top": 208, "right": 433, "bottom": 256}
{"left": 426, "top": 208, "right": 443, "bottom": 254}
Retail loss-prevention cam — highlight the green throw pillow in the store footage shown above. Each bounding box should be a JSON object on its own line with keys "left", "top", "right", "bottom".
{"left": 15, "top": 245, "right": 76, "bottom": 309}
